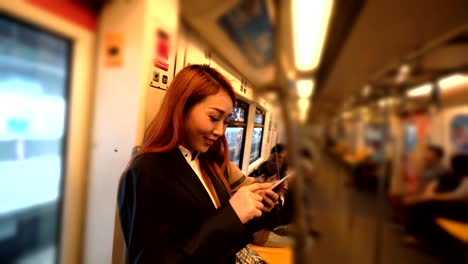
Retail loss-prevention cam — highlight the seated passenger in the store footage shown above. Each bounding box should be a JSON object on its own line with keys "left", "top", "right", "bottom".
{"left": 225, "top": 160, "right": 294, "bottom": 248}
{"left": 368, "top": 141, "right": 385, "bottom": 163}
{"left": 402, "top": 154, "right": 468, "bottom": 247}
{"left": 416, "top": 145, "right": 447, "bottom": 194}
{"left": 257, "top": 144, "right": 288, "bottom": 182}
{"left": 251, "top": 171, "right": 295, "bottom": 248}
{"left": 255, "top": 146, "right": 321, "bottom": 244}
{"left": 352, "top": 141, "right": 384, "bottom": 190}
{"left": 389, "top": 145, "right": 448, "bottom": 224}
{"left": 258, "top": 144, "right": 293, "bottom": 225}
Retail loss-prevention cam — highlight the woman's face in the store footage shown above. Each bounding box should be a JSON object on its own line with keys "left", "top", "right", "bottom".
{"left": 184, "top": 89, "right": 233, "bottom": 153}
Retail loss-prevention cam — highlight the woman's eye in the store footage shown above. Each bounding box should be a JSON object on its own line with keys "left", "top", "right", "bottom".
{"left": 209, "top": 116, "right": 219, "bottom": 122}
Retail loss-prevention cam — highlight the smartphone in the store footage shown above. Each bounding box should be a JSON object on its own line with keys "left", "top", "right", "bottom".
{"left": 270, "top": 175, "right": 290, "bottom": 192}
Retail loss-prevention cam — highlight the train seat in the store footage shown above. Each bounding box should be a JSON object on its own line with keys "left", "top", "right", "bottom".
{"left": 436, "top": 218, "right": 468, "bottom": 244}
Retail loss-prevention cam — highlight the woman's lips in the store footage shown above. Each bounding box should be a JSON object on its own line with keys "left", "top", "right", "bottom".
{"left": 204, "top": 137, "right": 215, "bottom": 146}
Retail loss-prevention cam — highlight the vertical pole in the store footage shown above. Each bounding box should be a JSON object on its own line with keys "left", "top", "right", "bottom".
{"left": 373, "top": 92, "right": 391, "bottom": 264}
{"left": 272, "top": 0, "right": 307, "bottom": 262}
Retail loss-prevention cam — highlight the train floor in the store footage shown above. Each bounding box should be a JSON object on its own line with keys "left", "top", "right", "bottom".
{"left": 306, "top": 154, "right": 444, "bottom": 264}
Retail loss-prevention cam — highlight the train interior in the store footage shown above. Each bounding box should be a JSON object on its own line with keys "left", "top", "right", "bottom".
{"left": 1, "top": 0, "right": 468, "bottom": 263}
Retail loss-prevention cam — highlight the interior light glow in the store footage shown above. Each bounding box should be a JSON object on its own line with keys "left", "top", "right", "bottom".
{"left": 292, "top": 0, "right": 334, "bottom": 71}
{"left": 378, "top": 97, "right": 397, "bottom": 108}
{"left": 438, "top": 74, "right": 468, "bottom": 90}
{"left": 396, "top": 64, "right": 411, "bottom": 84}
{"left": 298, "top": 98, "right": 310, "bottom": 122}
{"left": 362, "top": 85, "right": 371, "bottom": 97}
{"left": 406, "top": 83, "right": 433, "bottom": 97}
{"left": 378, "top": 98, "right": 387, "bottom": 108}
{"left": 296, "top": 79, "right": 315, "bottom": 98}
{"left": 341, "top": 111, "right": 352, "bottom": 119}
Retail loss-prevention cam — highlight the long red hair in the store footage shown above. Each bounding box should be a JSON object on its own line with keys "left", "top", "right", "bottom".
{"left": 131, "top": 64, "right": 236, "bottom": 192}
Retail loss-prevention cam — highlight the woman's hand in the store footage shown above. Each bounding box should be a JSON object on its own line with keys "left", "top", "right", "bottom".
{"left": 229, "top": 183, "right": 270, "bottom": 224}
{"left": 256, "top": 186, "right": 279, "bottom": 212}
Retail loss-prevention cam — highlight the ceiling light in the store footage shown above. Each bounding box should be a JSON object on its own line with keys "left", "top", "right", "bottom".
{"left": 298, "top": 98, "right": 310, "bottom": 122}
{"left": 438, "top": 74, "right": 468, "bottom": 90}
{"left": 292, "top": 0, "right": 334, "bottom": 71}
{"left": 362, "top": 85, "right": 371, "bottom": 97}
{"left": 406, "top": 83, "right": 433, "bottom": 97}
{"left": 399, "top": 64, "right": 411, "bottom": 75}
{"left": 296, "top": 79, "right": 315, "bottom": 98}
{"left": 396, "top": 64, "right": 411, "bottom": 84}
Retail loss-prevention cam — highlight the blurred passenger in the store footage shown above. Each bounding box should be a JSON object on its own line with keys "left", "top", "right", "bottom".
{"left": 257, "top": 144, "right": 288, "bottom": 182}
{"left": 389, "top": 145, "right": 448, "bottom": 224}
{"left": 300, "top": 148, "right": 320, "bottom": 238}
{"left": 117, "top": 65, "right": 281, "bottom": 263}
{"left": 368, "top": 141, "right": 384, "bottom": 163}
{"left": 402, "top": 154, "right": 468, "bottom": 247}
{"left": 256, "top": 144, "right": 290, "bottom": 225}
{"left": 224, "top": 160, "right": 293, "bottom": 248}
{"left": 417, "top": 145, "right": 447, "bottom": 193}
{"left": 275, "top": 148, "right": 321, "bottom": 238}
{"left": 352, "top": 141, "right": 383, "bottom": 191}
{"left": 251, "top": 168, "right": 295, "bottom": 248}
{"left": 324, "top": 127, "right": 335, "bottom": 150}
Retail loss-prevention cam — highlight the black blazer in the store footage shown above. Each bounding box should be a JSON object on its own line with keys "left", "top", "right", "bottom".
{"left": 118, "top": 149, "right": 267, "bottom": 263}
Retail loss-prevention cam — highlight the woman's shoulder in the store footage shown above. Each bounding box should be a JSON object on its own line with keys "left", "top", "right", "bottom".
{"left": 124, "top": 151, "right": 179, "bottom": 182}
{"left": 131, "top": 152, "right": 165, "bottom": 167}
{"left": 130, "top": 149, "right": 180, "bottom": 169}
{"left": 120, "top": 151, "right": 179, "bottom": 192}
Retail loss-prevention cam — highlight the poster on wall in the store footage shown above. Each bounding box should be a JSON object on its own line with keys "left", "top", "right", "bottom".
{"left": 150, "top": 29, "right": 174, "bottom": 90}
{"left": 450, "top": 115, "right": 468, "bottom": 154}
{"left": 400, "top": 113, "right": 430, "bottom": 193}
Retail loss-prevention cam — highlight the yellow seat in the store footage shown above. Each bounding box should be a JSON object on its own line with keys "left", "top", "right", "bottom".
{"left": 343, "top": 148, "right": 370, "bottom": 166}
{"left": 249, "top": 244, "right": 293, "bottom": 264}
{"left": 436, "top": 218, "right": 468, "bottom": 244}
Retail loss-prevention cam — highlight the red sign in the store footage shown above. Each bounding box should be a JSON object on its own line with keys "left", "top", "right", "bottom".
{"left": 153, "top": 29, "right": 170, "bottom": 71}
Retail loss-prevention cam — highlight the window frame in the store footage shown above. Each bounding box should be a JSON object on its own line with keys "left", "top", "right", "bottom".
{"left": 249, "top": 107, "right": 265, "bottom": 164}
{"left": 227, "top": 99, "right": 249, "bottom": 168}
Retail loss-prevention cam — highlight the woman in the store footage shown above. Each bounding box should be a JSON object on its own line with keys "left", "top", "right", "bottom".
{"left": 117, "top": 65, "right": 280, "bottom": 263}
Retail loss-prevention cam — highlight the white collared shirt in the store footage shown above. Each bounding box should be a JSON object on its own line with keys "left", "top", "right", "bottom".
{"left": 178, "top": 145, "right": 218, "bottom": 208}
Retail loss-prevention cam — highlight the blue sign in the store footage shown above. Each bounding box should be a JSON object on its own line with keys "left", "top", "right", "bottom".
{"left": 218, "top": 0, "right": 274, "bottom": 67}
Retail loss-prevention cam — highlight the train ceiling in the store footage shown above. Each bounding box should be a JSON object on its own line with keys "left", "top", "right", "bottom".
{"left": 180, "top": 0, "right": 363, "bottom": 110}
{"left": 180, "top": 0, "right": 468, "bottom": 123}
{"left": 313, "top": 0, "right": 468, "bottom": 119}
{"left": 180, "top": 0, "right": 279, "bottom": 87}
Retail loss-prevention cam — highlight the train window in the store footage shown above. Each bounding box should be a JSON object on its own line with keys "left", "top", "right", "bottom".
{"left": 0, "top": 15, "right": 71, "bottom": 263}
{"left": 226, "top": 100, "right": 249, "bottom": 167}
{"left": 249, "top": 108, "right": 265, "bottom": 164}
